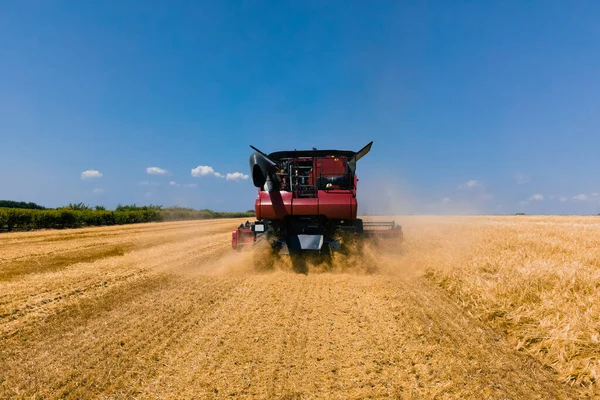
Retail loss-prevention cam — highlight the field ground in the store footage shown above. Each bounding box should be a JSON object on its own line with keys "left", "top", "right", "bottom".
{"left": 0, "top": 217, "right": 597, "bottom": 398}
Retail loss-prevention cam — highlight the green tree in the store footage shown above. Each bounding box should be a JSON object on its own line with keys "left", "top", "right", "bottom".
{"left": 66, "top": 202, "right": 90, "bottom": 211}
{"left": 0, "top": 200, "right": 45, "bottom": 209}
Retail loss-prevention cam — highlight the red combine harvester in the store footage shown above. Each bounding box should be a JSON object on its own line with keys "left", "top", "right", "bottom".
{"left": 232, "top": 141, "right": 402, "bottom": 263}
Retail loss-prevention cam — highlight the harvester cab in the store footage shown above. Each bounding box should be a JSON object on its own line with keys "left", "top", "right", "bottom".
{"left": 232, "top": 141, "right": 402, "bottom": 259}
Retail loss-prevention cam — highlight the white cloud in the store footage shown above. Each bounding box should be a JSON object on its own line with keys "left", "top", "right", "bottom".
{"left": 191, "top": 165, "right": 217, "bottom": 177}
{"left": 559, "top": 197, "right": 569, "bottom": 202}
{"left": 458, "top": 179, "right": 482, "bottom": 189}
{"left": 92, "top": 188, "right": 104, "bottom": 194}
{"left": 146, "top": 167, "right": 168, "bottom": 175}
{"left": 139, "top": 181, "right": 159, "bottom": 186}
{"left": 191, "top": 165, "right": 248, "bottom": 181}
{"left": 519, "top": 200, "right": 529, "bottom": 205}
{"left": 442, "top": 197, "right": 451, "bottom": 204}
{"left": 514, "top": 173, "right": 531, "bottom": 185}
{"left": 226, "top": 172, "right": 249, "bottom": 181}
{"left": 81, "top": 170, "right": 103, "bottom": 179}
{"left": 170, "top": 181, "right": 197, "bottom": 188}
{"left": 564, "top": 193, "right": 600, "bottom": 202}
{"left": 528, "top": 194, "right": 544, "bottom": 201}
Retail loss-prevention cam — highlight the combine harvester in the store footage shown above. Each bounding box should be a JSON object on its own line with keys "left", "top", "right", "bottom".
{"left": 232, "top": 141, "right": 402, "bottom": 270}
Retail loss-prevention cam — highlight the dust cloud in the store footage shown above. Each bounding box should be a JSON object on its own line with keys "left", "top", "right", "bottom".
{"left": 151, "top": 217, "right": 473, "bottom": 281}
{"left": 231, "top": 233, "right": 417, "bottom": 277}
{"left": 359, "top": 173, "right": 488, "bottom": 215}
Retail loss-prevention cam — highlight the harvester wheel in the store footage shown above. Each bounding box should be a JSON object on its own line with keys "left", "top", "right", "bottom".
{"left": 289, "top": 252, "right": 309, "bottom": 275}
{"left": 252, "top": 243, "right": 278, "bottom": 271}
{"left": 316, "top": 243, "right": 333, "bottom": 267}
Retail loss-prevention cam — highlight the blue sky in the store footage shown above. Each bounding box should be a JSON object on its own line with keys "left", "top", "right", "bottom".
{"left": 1, "top": 1, "right": 600, "bottom": 214}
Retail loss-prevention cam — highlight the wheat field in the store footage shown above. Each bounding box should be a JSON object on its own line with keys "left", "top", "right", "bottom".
{"left": 417, "top": 216, "right": 600, "bottom": 392}
{"left": 0, "top": 217, "right": 597, "bottom": 398}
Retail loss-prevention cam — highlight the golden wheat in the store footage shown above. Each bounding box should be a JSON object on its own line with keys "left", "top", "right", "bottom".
{"left": 411, "top": 216, "right": 600, "bottom": 392}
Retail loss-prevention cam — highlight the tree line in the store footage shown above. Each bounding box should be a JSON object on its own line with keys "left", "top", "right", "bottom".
{"left": 0, "top": 200, "right": 46, "bottom": 210}
{"left": 0, "top": 201, "right": 255, "bottom": 232}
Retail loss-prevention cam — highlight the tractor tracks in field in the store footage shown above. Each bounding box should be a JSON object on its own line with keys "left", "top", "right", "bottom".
{"left": 0, "top": 223, "right": 235, "bottom": 342}
{"left": 138, "top": 273, "right": 577, "bottom": 399}
{"left": 0, "top": 220, "right": 231, "bottom": 280}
